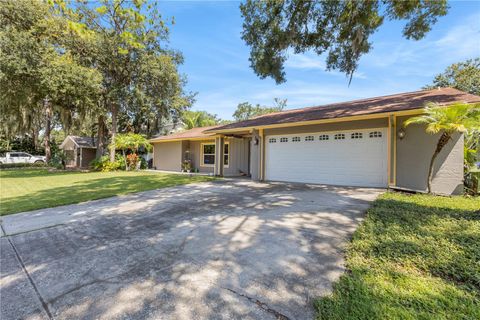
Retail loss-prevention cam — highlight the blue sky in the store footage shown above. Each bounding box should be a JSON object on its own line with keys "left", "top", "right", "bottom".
{"left": 159, "top": 1, "right": 480, "bottom": 120}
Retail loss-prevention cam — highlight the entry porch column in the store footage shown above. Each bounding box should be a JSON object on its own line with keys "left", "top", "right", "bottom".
{"left": 214, "top": 136, "right": 225, "bottom": 176}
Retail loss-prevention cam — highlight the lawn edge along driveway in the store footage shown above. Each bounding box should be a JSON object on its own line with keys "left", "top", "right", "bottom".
{"left": 0, "top": 169, "right": 215, "bottom": 216}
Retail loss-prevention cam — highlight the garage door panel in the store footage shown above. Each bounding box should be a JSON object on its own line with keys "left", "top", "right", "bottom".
{"left": 265, "top": 129, "right": 387, "bottom": 187}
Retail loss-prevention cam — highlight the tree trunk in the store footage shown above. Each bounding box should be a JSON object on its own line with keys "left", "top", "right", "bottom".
{"left": 44, "top": 98, "right": 52, "bottom": 162}
{"left": 426, "top": 132, "right": 451, "bottom": 193}
{"left": 122, "top": 149, "right": 128, "bottom": 171}
{"left": 32, "top": 128, "right": 38, "bottom": 151}
{"left": 96, "top": 115, "right": 105, "bottom": 158}
{"left": 110, "top": 104, "right": 118, "bottom": 162}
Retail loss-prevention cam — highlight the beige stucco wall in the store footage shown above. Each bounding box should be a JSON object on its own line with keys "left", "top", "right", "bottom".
{"left": 153, "top": 141, "right": 182, "bottom": 171}
{"left": 396, "top": 116, "right": 464, "bottom": 195}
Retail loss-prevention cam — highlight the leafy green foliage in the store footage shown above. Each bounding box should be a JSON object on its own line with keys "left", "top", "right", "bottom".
{"left": 90, "top": 155, "right": 124, "bottom": 172}
{"left": 233, "top": 98, "right": 287, "bottom": 121}
{"left": 316, "top": 192, "right": 480, "bottom": 320}
{"left": 240, "top": 0, "right": 448, "bottom": 83}
{"left": 405, "top": 103, "right": 480, "bottom": 135}
{"left": 109, "top": 132, "right": 151, "bottom": 170}
{"left": 110, "top": 133, "right": 152, "bottom": 153}
{"left": 72, "top": 0, "right": 193, "bottom": 149}
{"left": 424, "top": 58, "right": 480, "bottom": 95}
{"left": 181, "top": 110, "right": 222, "bottom": 129}
{"left": 404, "top": 103, "right": 480, "bottom": 193}
{"left": 0, "top": 0, "right": 102, "bottom": 161}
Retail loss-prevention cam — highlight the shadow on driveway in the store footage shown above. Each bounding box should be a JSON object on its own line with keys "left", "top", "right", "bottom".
{"left": 1, "top": 180, "right": 382, "bottom": 320}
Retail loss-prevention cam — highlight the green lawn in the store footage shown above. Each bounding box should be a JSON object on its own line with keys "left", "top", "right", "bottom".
{"left": 0, "top": 169, "right": 215, "bottom": 215}
{"left": 316, "top": 192, "right": 480, "bottom": 320}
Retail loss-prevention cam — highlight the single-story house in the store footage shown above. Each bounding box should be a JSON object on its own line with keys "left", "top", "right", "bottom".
{"left": 150, "top": 88, "right": 480, "bottom": 195}
{"left": 60, "top": 136, "right": 97, "bottom": 168}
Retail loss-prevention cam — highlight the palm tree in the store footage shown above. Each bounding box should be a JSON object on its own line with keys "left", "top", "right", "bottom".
{"left": 110, "top": 133, "right": 152, "bottom": 170}
{"left": 404, "top": 102, "right": 480, "bottom": 193}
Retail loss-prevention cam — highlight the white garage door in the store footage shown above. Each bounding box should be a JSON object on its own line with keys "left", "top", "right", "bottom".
{"left": 265, "top": 128, "right": 388, "bottom": 187}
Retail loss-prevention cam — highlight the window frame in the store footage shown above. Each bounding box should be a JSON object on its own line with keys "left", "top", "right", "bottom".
{"left": 351, "top": 132, "right": 363, "bottom": 139}
{"left": 319, "top": 134, "right": 330, "bottom": 141}
{"left": 223, "top": 142, "right": 230, "bottom": 168}
{"left": 200, "top": 142, "right": 229, "bottom": 168}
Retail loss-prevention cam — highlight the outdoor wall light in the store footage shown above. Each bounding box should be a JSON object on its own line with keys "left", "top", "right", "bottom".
{"left": 253, "top": 137, "right": 259, "bottom": 145}
{"left": 398, "top": 127, "right": 406, "bottom": 140}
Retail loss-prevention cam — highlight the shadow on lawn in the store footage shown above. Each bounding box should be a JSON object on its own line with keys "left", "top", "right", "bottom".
{"left": 0, "top": 168, "right": 79, "bottom": 179}
{"left": 366, "top": 198, "right": 480, "bottom": 292}
{"left": 315, "top": 196, "right": 480, "bottom": 320}
{"left": 1, "top": 174, "right": 212, "bottom": 215}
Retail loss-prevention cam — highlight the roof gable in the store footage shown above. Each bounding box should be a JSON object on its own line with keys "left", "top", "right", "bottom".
{"left": 60, "top": 136, "right": 97, "bottom": 149}
{"left": 150, "top": 125, "right": 219, "bottom": 142}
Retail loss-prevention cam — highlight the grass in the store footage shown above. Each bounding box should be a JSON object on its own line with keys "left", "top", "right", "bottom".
{"left": 316, "top": 192, "right": 480, "bottom": 320}
{"left": 0, "top": 169, "right": 215, "bottom": 215}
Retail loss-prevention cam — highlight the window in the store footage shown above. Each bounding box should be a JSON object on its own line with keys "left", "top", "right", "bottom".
{"left": 201, "top": 143, "right": 215, "bottom": 166}
{"left": 369, "top": 131, "right": 382, "bottom": 138}
{"left": 292, "top": 136, "right": 301, "bottom": 142}
{"left": 280, "top": 137, "right": 288, "bottom": 142}
{"left": 223, "top": 143, "right": 229, "bottom": 167}
{"left": 200, "top": 142, "right": 229, "bottom": 167}
{"left": 319, "top": 134, "right": 329, "bottom": 141}
{"left": 334, "top": 133, "right": 345, "bottom": 140}
{"left": 351, "top": 132, "right": 363, "bottom": 139}
{"left": 269, "top": 138, "right": 277, "bottom": 143}
{"left": 305, "top": 135, "right": 314, "bottom": 141}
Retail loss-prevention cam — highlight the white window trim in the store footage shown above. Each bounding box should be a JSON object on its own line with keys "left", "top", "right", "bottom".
{"left": 200, "top": 142, "right": 215, "bottom": 167}
{"left": 200, "top": 142, "right": 230, "bottom": 168}
{"left": 223, "top": 142, "right": 230, "bottom": 168}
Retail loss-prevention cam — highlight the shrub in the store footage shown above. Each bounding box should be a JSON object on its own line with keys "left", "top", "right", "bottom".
{"left": 90, "top": 155, "right": 124, "bottom": 172}
{"left": 126, "top": 153, "right": 139, "bottom": 170}
{"left": 0, "top": 162, "right": 46, "bottom": 169}
{"left": 140, "top": 156, "right": 147, "bottom": 169}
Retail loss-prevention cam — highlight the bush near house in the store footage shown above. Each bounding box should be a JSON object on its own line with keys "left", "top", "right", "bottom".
{"left": 316, "top": 192, "right": 480, "bottom": 320}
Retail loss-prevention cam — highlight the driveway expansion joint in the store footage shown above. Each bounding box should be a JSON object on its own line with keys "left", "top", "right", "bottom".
{"left": 222, "top": 287, "right": 290, "bottom": 320}
{"left": 2, "top": 224, "right": 53, "bottom": 319}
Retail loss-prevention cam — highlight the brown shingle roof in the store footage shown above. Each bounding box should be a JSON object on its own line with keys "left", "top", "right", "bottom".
{"left": 150, "top": 125, "right": 219, "bottom": 142}
{"left": 208, "top": 88, "right": 480, "bottom": 132}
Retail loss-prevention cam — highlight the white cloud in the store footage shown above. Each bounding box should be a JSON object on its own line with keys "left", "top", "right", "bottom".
{"left": 363, "top": 12, "right": 480, "bottom": 72}
{"left": 285, "top": 53, "right": 326, "bottom": 69}
{"left": 434, "top": 12, "right": 480, "bottom": 60}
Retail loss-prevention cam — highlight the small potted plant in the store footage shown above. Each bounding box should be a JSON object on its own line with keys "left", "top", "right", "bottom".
{"left": 181, "top": 159, "right": 192, "bottom": 173}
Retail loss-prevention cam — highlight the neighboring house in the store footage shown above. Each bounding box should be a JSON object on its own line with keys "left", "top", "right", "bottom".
{"left": 150, "top": 88, "right": 480, "bottom": 195}
{"left": 60, "top": 136, "right": 97, "bottom": 168}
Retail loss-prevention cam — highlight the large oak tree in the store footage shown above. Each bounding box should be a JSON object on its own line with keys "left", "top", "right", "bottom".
{"left": 240, "top": 0, "right": 449, "bottom": 84}
{"left": 72, "top": 0, "right": 192, "bottom": 161}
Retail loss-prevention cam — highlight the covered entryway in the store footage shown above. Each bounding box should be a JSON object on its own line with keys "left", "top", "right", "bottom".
{"left": 265, "top": 128, "right": 388, "bottom": 187}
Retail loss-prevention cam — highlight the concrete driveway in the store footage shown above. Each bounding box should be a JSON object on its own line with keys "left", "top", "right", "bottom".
{"left": 1, "top": 180, "right": 382, "bottom": 320}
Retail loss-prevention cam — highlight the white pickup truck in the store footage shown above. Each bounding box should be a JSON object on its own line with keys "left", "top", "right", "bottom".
{"left": 0, "top": 152, "right": 46, "bottom": 164}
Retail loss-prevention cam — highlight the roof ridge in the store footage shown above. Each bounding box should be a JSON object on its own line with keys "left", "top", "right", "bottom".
{"left": 251, "top": 87, "right": 455, "bottom": 120}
